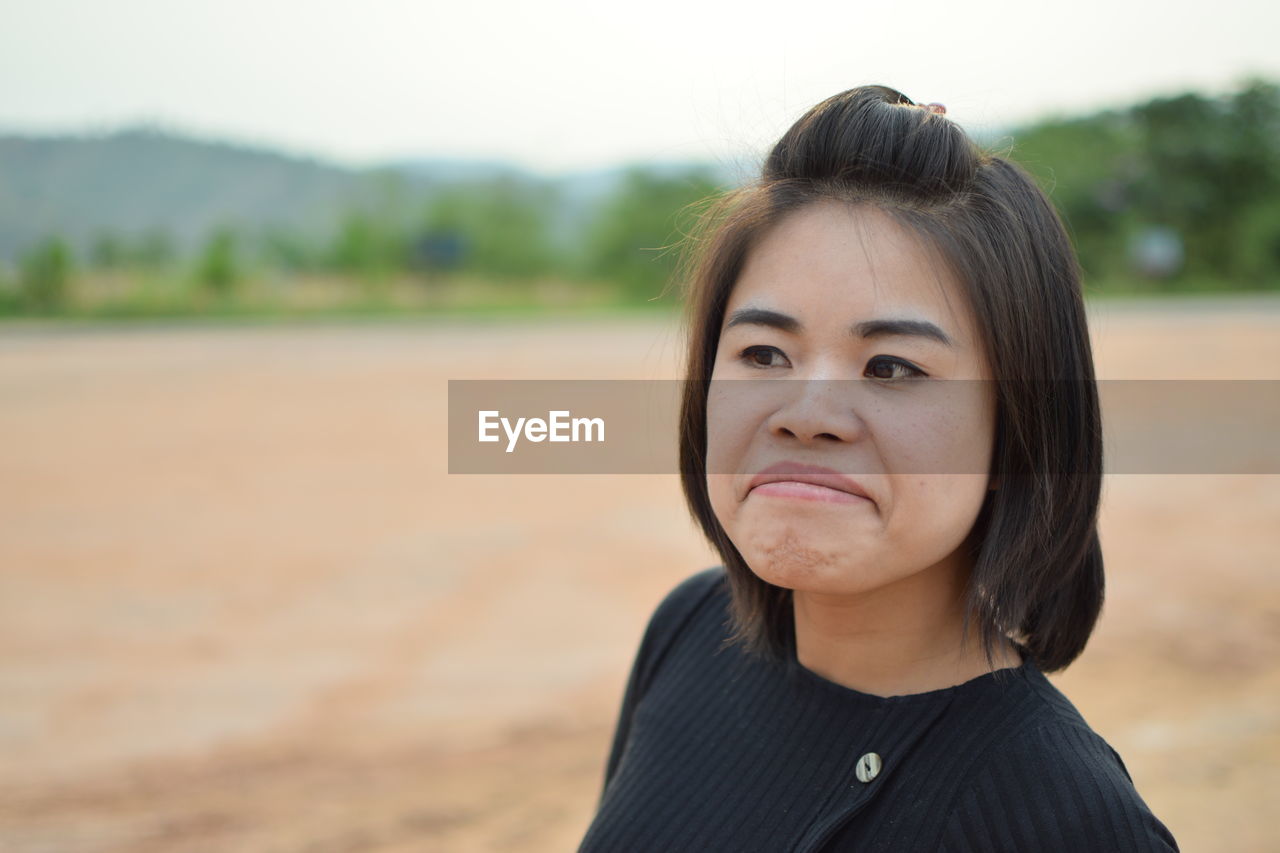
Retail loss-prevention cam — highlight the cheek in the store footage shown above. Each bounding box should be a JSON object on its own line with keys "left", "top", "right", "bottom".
{"left": 706, "top": 472, "right": 736, "bottom": 529}
{"left": 872, "top": 384, "right": 995, "bottom": 477}
{"left": 704, "top": 377, "right": 767, "bottom": 477}
{"left": 705, "top": 385, "right": 752, "bottom": 552}
{"left": 887, "top": 474, "right": 991, "bottom": 558}
{"left": 868, "top": 394, "right": 994, "bottom": 564}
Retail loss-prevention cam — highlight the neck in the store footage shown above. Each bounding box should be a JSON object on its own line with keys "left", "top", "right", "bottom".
{"left": 790, "top": 558, "right": 1022, "bottom": 698}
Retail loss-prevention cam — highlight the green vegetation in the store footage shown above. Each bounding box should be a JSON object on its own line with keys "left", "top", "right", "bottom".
{"left": 420, "top": 177, "right": 560, "bottom": 281}
{"left": 1, "top": 78, "right": 1277, "bottom": 320}
{"left": 14, "top": 236, "right": 73, "bottom": 313}
{"left": 195, "top": 226, "right": 240, "bottom": 297}
{"left": 1008, "top": 77, "right": 1280, "bottom": 289}
{"left": 579, "top": 166, "right": 722, "bottom": 302}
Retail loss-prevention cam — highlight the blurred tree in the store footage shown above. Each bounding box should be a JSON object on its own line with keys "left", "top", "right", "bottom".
{"left": 90, "top": 231, "right": 127, "bottom": 270}
{"left": 0, "top": 264, "right": 16, "bottom": 313}
{"left": 1223, "top": 78, "right": 1280, "bottom": 282}
{"left": 195, "top": 226, "right": 239, "bottom": 296}
{"left": 581, "top": 166, "right": 722, "bottom": 302}
{"left": 1128, "top": 91, "right": 1231, "bottom": 277}
{"left": 1231, "top": 195, "right": 1280, "bottom": 285}
{"left": 419, "top": 177, "right": 560, "bottom": 280}
{"left": 325, "top": 169, "right": 420, "bottom": 295}
{"left": 1128, "top": 79, "right": 1280, "bottom": 281}
{"left": 259, "top": 226, "right": 319, "bottom": 272}
{"left": 1007, "top": 111, "right": 1140, "bottom": 280}
{"left": 1008, "top": 77, "right": 1280, "bottom": 289}
{"left": 19, "top": 236, "right": 73, "bottom": 312}
{"left": 1223, "top": 78, "right": 1280, "bottom": 206}
{"left": 330, "top": 208, "right": 400, "bottom": 284}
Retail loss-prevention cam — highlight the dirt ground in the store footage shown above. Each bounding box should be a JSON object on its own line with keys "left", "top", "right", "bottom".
{"left": 0, "top": 297, "right": 1277, "bottom": 852}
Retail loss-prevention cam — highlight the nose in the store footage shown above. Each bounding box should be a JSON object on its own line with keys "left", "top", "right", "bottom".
{"left": 766, "top": 377, "right": 869, "bottom": 444}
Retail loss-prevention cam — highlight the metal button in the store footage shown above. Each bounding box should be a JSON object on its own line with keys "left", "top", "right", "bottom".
{"left": 855, "top": 752, "right": 882, "bottom": 783}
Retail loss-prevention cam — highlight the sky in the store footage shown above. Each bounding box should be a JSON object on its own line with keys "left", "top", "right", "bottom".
{"left": 1, "top": 0, "right": 1276, "bottom": 176}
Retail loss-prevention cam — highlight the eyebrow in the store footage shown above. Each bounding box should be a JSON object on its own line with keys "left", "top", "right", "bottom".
{"left": 723, "top": 307, "right": 955, "bottom": 348}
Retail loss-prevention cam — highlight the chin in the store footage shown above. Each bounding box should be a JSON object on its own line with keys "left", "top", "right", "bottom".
{"left": 738, "top": 524, "right": 882, "bottom": 595}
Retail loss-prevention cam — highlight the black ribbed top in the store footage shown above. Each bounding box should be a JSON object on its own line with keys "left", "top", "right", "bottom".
{"left": 578, "top": 566, "right": 1179, "bottom": 852}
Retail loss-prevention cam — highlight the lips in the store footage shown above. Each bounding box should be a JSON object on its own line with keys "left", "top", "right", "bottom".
{"left": 747, "top": 461, "right": 873, "bottom": 503}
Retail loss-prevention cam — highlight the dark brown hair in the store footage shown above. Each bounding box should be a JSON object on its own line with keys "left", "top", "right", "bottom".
{"left": 674, "top": 84, "right": 1103, "bottom": 675}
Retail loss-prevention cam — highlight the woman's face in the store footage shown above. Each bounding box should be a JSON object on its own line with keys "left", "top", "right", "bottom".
{"left": 706, "top": 200, "right": 997, "bottom": 596}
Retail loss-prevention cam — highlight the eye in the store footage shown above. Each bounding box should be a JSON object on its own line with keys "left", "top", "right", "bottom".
{"left": 865, "top": 356, "right": 927, "bottom": 382}
{"left": 737, "top": 345, "right": 790, "bottom": 369}
{"left": 737, "top": 348, "right": 928, "bottom": 380}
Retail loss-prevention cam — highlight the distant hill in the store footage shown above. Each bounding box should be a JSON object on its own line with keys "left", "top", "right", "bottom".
{"left": 0, "top": 127, "right": 376, "bottom": 262}
{"left": 0, "top": 127, "right": 747, "bottom": 264}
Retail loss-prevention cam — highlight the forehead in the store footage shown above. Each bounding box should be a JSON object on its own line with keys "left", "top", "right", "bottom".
{"left": 724, "top": 200, "right": 978, "bottom": 347}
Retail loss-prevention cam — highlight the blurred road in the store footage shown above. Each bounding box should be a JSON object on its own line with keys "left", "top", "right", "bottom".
{"left": 0, "top": 299, "right": 1277, "bottom": 851}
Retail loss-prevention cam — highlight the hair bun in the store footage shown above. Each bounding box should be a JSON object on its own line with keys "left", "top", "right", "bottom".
{"left": 763, "top": 85, "right": 976, "bottom": 195}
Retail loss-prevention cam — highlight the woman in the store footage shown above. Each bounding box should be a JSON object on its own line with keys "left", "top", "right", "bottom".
{"left": 577, "top": 85, "right": 1180, "bottom": 852}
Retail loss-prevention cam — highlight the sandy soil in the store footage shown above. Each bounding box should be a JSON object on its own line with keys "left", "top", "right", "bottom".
{"left": 0, "top": 297, "right": 1277, "bottom": 852}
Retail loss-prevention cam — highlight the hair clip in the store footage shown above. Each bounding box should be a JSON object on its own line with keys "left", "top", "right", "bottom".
{"left": 902, "top": 100, "right": 947, "bottom": 115}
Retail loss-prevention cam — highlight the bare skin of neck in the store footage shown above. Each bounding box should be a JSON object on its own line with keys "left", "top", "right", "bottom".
{"left": 791, "top": 558, "right": 1023, "bottom": 698}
